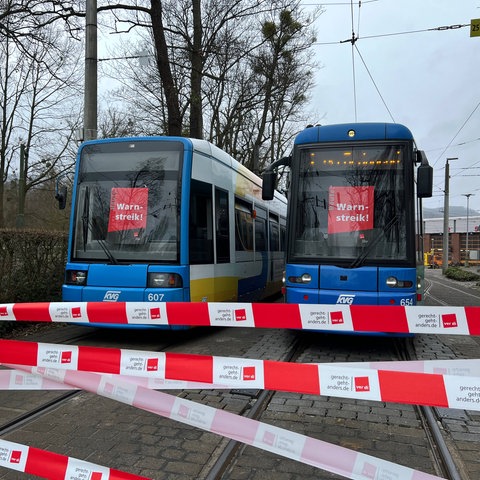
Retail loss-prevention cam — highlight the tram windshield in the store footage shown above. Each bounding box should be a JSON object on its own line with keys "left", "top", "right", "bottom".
{"left": 72, "top": 141, "right": 183, "bottom": 263}
{"left": 290, "top": 145, "right": 411, "bottom": 266}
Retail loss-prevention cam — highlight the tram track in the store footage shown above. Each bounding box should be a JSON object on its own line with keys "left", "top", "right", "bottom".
{"left": 395, "top": 337, "right": 465, "bottom": 480}
{"left": 0, "top": 325, "right": 216, "bottom": 442}
{"left": 202, "top": 333, "right": 307, "bottom": 480}
{"left": 202, "top": 330, "right": 469, "bottom": 480}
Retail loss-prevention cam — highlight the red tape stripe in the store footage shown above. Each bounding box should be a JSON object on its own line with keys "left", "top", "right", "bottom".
{"left": 25, "top": 448, "right": 68, "bottom": 479}
{"left": 465, "top": 306, "right": 480, "bottom": 335}
{"left": 350, "top": 305, "right": 409, "bottom": 333}
{"left": 252, "top": 303, "right": 302, "bottom": 328}
{"left": 378, "top": 370, "right": 449, "bottom": 407}
{"left": 12, "top": 303, "right": 52, "bottom": 322}
{"left": 78, "top": 346, "right": 122, "bottom": 374}
{"left": 165, "top": 353, "right": 213, "bottom": 383}
{"left": 87, "top": 302, "right": 128, "bottom": 324}
{"left": 0, "top": 339, "right": 38, "bottom": 365}
{"left": 264, "top": 360, "right": 320, "bottom": 394}
{"left": 166, "top": 302, "right": 211, "bottom": 326}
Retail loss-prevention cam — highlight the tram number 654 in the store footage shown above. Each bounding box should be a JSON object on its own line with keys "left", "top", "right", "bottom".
{"left": 147, "top": 293, "right": 165, "bottom": 302}
{"left": 400, "top": 298, "right": 414, "bottom": 306}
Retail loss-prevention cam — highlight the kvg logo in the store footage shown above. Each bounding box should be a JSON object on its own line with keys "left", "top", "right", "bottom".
{"left": 103, "top": 290, "right": 121, "bottom": 302}
{"left": 336, "top": 294, "right": 355, "bottom": 305}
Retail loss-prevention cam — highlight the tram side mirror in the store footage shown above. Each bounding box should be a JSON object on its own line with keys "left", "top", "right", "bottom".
{"left": 416, "top": 150, "right": 433, "bottom": 198}
{"left": 262, "top": 170, "right": 276, "bottom": 200}
{"left": 55, "top": 185, "right": 68, "bottom": 210}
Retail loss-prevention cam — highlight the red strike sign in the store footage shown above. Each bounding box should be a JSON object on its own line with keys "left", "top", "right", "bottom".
{"left": 328, "top": 186, "right": 374, "bottom": 234}
{"left": 108, "top": 187, "right": 148, "bottom": 232}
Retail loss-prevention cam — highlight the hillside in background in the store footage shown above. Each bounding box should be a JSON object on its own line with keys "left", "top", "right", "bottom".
{"left": 423, "top": 206, "right": 480, "bottom": 219}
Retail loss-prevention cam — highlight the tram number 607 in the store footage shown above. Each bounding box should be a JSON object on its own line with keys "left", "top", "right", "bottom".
{"left": 147, "top": 293, "right": 165, "bottom": 302}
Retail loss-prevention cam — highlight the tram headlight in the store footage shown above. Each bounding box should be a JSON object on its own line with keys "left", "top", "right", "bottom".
{"left": 288, "top": 273, "right": 312, "bottom": 284}
{"left": 148, "top": 272, "right": 183, "bottom": 288}
{"left": 386, "top": 276, "right": 413, "bottom": 288}
{"left": 66, "top": 270, "right": 87, "bottom": 285}
{"left": 386, "top": 276, "right": 398, "bottom": 287}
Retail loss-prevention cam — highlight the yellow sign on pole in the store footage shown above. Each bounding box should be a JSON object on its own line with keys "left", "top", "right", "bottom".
{"left": 471, "top": 18, "right": 480, "bottom": 37}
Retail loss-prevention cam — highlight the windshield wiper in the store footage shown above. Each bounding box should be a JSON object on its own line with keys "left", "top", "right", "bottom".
{"left": 81, "top": 186, "right": 118, "bottom": 265}
{"left": 348, "top": 215, "right": 400, "bottom": 269}
{"left": 90, "top": 218, "right": 119, "bottom": 265}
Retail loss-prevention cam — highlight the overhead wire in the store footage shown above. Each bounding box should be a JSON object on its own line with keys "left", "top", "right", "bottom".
{"left": 354, "top": 44, "right": 395, "bottom": 122}
{"left": 432, "top": 100, "right": 480, "bottom": 169}
{"left": 350, "top": 0, "right": 358, "bottom": 121}
{"left": 314, "top": 23, "right": 471, "bottom": 46}
{"left": 345, "top": 0, "right": 395, "bottom": 122}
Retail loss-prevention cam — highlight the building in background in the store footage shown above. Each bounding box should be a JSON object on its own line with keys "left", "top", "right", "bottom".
{"left": 423, "top": 216, "right": 480, "bottom": 267}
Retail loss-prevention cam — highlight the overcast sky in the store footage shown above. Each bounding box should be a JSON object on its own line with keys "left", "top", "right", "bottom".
{"left": 302, "top": 0, "right": 480, "bottom": 213}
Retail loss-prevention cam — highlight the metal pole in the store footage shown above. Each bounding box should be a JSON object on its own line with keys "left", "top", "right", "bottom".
{"left": 84, "top": 0, "right": 97, "bottom": 141}
{"left": 442, "top": 158, "right": 458, "bottom": 274}
{"left": 463, "top": 193, "right": 474, "bottom": 267}
{"left": 16, "top": 143, "right": 26, "bottom": 228}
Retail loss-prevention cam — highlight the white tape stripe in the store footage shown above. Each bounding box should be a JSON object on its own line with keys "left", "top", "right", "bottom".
{"left": 0, "top": 366, "right": 228, "bottom": 391}
{"left": 16, "top": 365, "right": 444, "bottom": 480}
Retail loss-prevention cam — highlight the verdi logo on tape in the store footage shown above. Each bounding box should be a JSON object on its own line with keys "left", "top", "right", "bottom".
{"left": 125, "top": 303, "right": 168, "bottom": 325}
{"left": 235, "top": 308, "right": 247, "bottom": 321}
{"left": 172, "top": 398, "right": 216, "bottom": 429}
{"left": 37, "top": 344, "right": 78, "bottom": 368}
{"left": 120, "top": 351, "right": 165, "bottom": 375}
{"left": 242, "top": 366, "right": 256, "bottom": 381}
{"left": 254, "top": 425, "right": 305, "bottom": 460}
{"left": 208, "top": 303, "right": 254, "bottom": 327}
{"left": 9, "top": 450, "right": 22, "bottom": 464}
{"left": 299, "top": 304, "right": 353, "bottom": 330}
{"left": 0, "top": 442, "right": 27, "bottom": 470}
{"left": 49, "top": 303, "right": 87, "bottom": 322}
{"left": 354, "top": 376, "right": 370, "bottom": 392}
{"left": 329, "top": 310, "right": 345, "bottom": 324}
{"left": 65, "top": 458, "right": 109, "bottom": 480}
{"left": 405, "top": 306, "right": 469, "bottom": 334}
{"left": 442, "top": 313, "right": 458, "bottom": 328}
{"left": 319, "top": 366, "right": 381, "bottom": 401}
{"left": 213, "top": 358, "right": 263, "bottom": 386}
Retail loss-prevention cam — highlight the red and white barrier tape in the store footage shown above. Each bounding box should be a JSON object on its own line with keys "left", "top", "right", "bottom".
{"left": 1, "top": 301, "right": 479, "bottom": 334}
{"left": 0, "top": 438, "right": 149, "bottom": 480}
{"left": 2, "top": 339, "right": 480, "bottom": 411}
{"left": 9, "top": 364, "right": 444, "bottom": 480}
{"left": 3, "top": 358, "right": 479, "bottom": 391}
{"left": 0, "top": 367, "right": 220, "bottom": 391}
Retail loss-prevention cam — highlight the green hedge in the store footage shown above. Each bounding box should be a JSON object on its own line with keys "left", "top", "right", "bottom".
{"left": 444, "top": 266, "right": 480, "bottom": 282}
{"left": 0, "top": 229, "right": 68, "bottom": 335}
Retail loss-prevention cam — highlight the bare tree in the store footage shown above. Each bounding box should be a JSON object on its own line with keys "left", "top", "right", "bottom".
{"left": 0, "top": 14, "right": 83, "bottom": 227}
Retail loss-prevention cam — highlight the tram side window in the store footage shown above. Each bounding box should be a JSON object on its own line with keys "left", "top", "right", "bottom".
{"left": 190, "top": 180, "right": 214, "bottom": 264}
{"left": 235, "top": 201, "right": 254, "bottom": 252}
{"left": 215, "top": 188, "right": 230, "bottom": 263}
{"left": 269, "top": 216, "right": 280, "bottom": 251}
{"left": 280, "top": 221, "right": 286, "bottom": 253}
{"left": 255, "top": 216, "right": 267, "bottom": 252}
